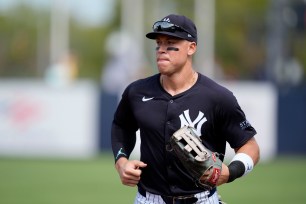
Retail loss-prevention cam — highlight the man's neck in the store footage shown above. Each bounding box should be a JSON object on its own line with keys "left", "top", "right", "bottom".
{"left": 161, "top": 69, "right": 198, "bottom": 96}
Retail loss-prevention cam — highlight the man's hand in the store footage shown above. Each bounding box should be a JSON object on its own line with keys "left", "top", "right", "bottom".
{"left": 115, "top": 157, "right": 147, "bottom": 187}
{"left": 217, "top": 163, "right": 229, "bottom": 186}
{"left": 199, "top": 163, "right": 229, "bottom": 186}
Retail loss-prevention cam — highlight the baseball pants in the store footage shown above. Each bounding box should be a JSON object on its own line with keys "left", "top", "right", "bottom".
{"left": 134, "top": 190, "right": 220, "bottom": 204}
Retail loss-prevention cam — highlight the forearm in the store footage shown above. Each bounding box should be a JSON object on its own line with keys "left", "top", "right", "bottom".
{"left": 218, "top": 137, "right": 260, "bottom": 185}
{"left": 111, "top": 122, "right": 137, "bottom": 162}
{"left": 235, "top": 137, "right": 260, "bottom": 165}
{"left": 227, "top": 137, "right": 260, "bottom": 182}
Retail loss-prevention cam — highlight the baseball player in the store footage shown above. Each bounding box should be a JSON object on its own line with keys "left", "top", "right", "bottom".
{"left": 111, "top": 14, "right": 260, "bottom": 204}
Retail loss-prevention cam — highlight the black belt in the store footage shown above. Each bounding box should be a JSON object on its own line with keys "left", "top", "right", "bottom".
{"left": 138, "top": 186, "right": 216, "bottom": 204}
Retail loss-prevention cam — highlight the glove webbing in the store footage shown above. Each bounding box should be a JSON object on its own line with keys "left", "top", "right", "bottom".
{"left": 173, "top": 126, "right": 209, "bottom": 162}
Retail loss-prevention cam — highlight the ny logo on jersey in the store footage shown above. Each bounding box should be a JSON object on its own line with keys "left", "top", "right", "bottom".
{"left": 179, "top": 110, "right": 207, "bottom": 136}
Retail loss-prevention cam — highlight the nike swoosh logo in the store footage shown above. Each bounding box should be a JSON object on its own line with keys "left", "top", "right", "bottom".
{"left": 142, "top": 96, "right": 154, "bottom": 102}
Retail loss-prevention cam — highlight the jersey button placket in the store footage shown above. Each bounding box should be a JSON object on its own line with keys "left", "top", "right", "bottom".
{"left": 167, "top": 100, "right": 173, "bottom": 125}
{"left": 165, "top": 98, "right": 178, "bottom": 194}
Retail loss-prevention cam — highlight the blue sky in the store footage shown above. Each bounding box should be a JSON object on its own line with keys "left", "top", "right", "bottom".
{"left": 0, "top": 0, "right": 115, "bottom": 26}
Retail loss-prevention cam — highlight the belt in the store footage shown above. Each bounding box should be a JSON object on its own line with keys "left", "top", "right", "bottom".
{"left": 138, "top": 186, "right": 216, "bottom": 204}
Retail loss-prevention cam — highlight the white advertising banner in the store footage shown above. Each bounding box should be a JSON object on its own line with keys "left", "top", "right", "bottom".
{"left": 0, "top": 80, "right": 99, "bottom": 158}
{"left": 220, "top": 81, "right": 278, "bottom": 162}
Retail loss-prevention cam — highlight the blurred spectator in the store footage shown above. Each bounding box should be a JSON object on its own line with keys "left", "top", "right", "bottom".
{"left": 99, "top": 31, "right": 146, "bottom": 150}
{"left": 45, "top": 53, "right": 78, "bottom": 88}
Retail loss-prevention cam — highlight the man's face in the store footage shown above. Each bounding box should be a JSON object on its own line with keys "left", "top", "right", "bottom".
{"left": 155, "top": 35, "right": 196, "bottom": 75}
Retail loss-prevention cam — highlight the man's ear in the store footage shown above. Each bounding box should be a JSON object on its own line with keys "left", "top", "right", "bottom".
{"left": 187, "top": 42, "right": 197, "bottom": 55}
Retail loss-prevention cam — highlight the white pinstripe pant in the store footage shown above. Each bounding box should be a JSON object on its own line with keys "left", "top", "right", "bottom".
{"left": 134, "top": 190, "right": 220, "bottom": 204}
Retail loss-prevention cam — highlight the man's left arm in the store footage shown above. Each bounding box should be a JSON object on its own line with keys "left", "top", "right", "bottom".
{"left": 217, "top": 137, "right": 260, "bottom": 185}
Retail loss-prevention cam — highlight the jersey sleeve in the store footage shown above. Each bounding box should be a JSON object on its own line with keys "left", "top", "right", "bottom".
{"left": 111, "top": 85, "right": 138, "bottom": 163}
{"left": 216, "top": 91, "right": 257, "bottom": 149}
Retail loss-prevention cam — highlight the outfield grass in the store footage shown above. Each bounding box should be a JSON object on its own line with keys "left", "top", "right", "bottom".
{"left": 218, "top": 156, "right": 306, "bottom": 203}
{"left": 0, "top": 153, "right": 305, "bottom": 204}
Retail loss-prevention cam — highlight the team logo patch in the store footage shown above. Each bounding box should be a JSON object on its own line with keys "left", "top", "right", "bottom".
{"left": 179, "top": 109, "right": 207, "bottom": 136}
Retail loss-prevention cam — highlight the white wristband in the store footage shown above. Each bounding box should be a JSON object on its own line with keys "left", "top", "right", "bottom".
{"left": 231, "top": 153, "right": 254, "bottom": 176}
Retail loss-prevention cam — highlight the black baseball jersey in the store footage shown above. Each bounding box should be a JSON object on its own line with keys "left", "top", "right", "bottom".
{"left": 111, "top": 73, "right": 256, "bottom": 196}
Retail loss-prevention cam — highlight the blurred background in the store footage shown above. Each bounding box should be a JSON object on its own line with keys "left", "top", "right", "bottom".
{"left": 0, "top": 0, "right": 305, "bottom": 203}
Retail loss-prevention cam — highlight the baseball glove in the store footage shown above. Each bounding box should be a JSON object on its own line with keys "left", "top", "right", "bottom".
{"left": 169, "top": 126, "right": 222, "bottom": 190}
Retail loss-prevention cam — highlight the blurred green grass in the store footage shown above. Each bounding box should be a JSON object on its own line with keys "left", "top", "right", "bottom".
{"left": 0, "top": 153, "right": 305, "bottom": 204}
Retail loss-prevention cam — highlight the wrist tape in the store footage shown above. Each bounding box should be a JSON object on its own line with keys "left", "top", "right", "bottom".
{"left": 227, "top": 153, "right": 254, "bottom": 183}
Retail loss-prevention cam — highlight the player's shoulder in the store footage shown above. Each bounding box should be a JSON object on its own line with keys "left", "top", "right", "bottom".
{"left": 198, "top": 74, "right": 233, "bottom": 96}
{"left": 199, "top": 75, "right": 238, "bottom": 113}
{"left": 197, "top": 73, "right": 238, "bottom": 108}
